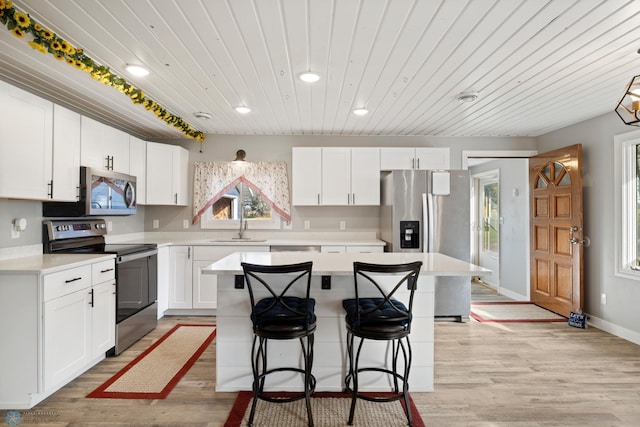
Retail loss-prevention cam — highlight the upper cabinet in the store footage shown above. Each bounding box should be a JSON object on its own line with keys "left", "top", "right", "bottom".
{"left": 292, "top": 147, "right": 322, "bottom": 206}
{"left": 129, "top": 136, "right": 146, "bottom": 205}
{"left": 80, "top": 116, "right": 130, "bottom": 173}
{"left": 379, "top": 147, "right": 450, "bottom": 171}
{"left": 322, "top": 147, "right": 380, "bottom": 206}
{"left": 292, "top": 147, "right": 380, "bottom": 206}
{"left": 51, "top": 105, "right": 81, "bottom": 201}
{"left": 0, "top": 80, "right": 53, "bottom": 200}
{"left": 146, "top": 142, "right": 189, "bottom": 206}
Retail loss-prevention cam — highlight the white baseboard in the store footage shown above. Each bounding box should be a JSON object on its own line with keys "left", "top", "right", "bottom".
{"left": 584, "top": 314, "right": 640, "bottom": 346}
{"left": 498, "top": 287, "right": 528, "bottom": 302}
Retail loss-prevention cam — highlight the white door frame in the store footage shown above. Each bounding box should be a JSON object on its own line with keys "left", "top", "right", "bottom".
{"left": 463, "top": 149, "right": 536, "bottom": 297}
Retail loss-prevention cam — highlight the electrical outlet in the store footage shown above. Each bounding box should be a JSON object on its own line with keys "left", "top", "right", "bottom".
{"left": 183, "top": 219, "right": 189, "bottom": 229}
{"left": 152, "top": 219, "right": 159, "bottom": 229}
{"left": 339, "top": 220, "right": 346, "bottom": 230}
{"left": 304, "top": 220, "right": 310, "bottom": 230}
{"left": 10, "top": 224, "right": 19, "bottom": 239}
{"left": 601, "top": 293, "right": 607, "bottom": 305}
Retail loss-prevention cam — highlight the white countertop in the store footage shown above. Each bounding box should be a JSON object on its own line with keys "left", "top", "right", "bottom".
{"left": 0, "top": 253, "right": 116, "bottom": 275}
{"left": 105, "top": 231, "right": 385, "bottom": 248}
{"left": 203, "top": 251, "right": 488, "bottom": 276}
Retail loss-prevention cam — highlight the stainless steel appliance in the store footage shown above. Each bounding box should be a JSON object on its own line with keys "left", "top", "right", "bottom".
{"left": 42, "top": 166, "right": 137, "bottom": 217}
{"left": 380, "top": 169, "right": 471, "bottom": 321}
{"left": 43, "top": 219, "right": 157, "bottom": 355}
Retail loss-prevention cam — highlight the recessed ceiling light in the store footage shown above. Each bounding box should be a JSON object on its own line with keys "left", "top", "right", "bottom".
{"left": 353, "top": 108, "right": 369, "bottom": 116}
{"left": 456, "top": 91, "right": 479, "bottom": 103}
{"left": 125, "top": 64, "right": 150, "bottom": 77}
{"left": 298, "top": 72, "right": 321, "bottom": 83}
{"left": 234, "top": 106, "right": 251, "bottom": 114}
{"left": 194, "top": 112, "right": 212, "bottom": 119}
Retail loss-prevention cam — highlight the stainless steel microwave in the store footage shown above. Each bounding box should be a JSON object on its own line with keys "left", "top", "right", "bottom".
{"left": 43, "top": 167, "right": 137, "bottom": 217}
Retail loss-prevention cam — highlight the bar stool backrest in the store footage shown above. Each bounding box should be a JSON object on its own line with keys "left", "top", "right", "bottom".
{"left": 351, "top": 261, "right": 423, "bottom": 332}
{"left": 241, "top": 261, "right": 315, "bottom": 332}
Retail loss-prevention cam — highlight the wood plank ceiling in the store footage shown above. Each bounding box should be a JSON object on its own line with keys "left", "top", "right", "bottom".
{"left": 0, "top": 0, "right": 639, "bottom": 141}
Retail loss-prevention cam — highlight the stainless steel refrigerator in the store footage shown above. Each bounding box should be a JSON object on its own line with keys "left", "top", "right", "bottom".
{"left": 380, "top": 169, "right": 471, "bottom": 321}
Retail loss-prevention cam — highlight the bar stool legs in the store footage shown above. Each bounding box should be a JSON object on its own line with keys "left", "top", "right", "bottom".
{"left": 344, "top": 330, "right": 414, "bottom": 426}
{"left": 248, "top": 334, "right": 316, "bottom": 427}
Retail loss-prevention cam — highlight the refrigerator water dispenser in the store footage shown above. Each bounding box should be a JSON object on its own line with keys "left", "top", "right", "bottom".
{"left": 400, "top": 220, "right": 420, "bottom": 249}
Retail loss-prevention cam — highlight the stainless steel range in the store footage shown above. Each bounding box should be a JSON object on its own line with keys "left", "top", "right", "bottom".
{"left": 43, "top": 219, "right": 158, "bottom": 355}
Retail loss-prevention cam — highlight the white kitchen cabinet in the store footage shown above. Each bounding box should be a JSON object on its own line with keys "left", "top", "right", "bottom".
{"left": 380, "top": 147, "right": 450, "bottom": 170}
{"left": 51, "top": 105, "right": 81, "bottom": 201}
{"left": 169, "top": 246, "right": 193, "bottom": 309}
{"left": 0, "top": 79, "right": 53, "bottom": 200}
{"left": 156, "top": 246, "right": 170, "bottom": 318}
{"left": 80, "top": 116, "right": 130, "bottom": 173}
{"left": 321, "top": 245, "right": 383, "bottom": 254}
{"left": 292, "top": 147, "right": 322, "bottom": 205}
{"left": 129, "top": 135, "right": 147, "bottom": 205}
{"left": 146, "top": 142, "right": 189, "bottom": 206}
{"left": 43, "top": 284, "right": 92, "bottom": 392}
{"left": 0, "top": 257, "right": 115, "bottom": 409}
{"left": 192, "top": 260, "right": 218, "bottom": 308}
{"left": 168, "top": 245, "right": 269, "bottom": 312}
{"left": 43, "top": 260, "right": 115, "bottom": 393}
{"left": 342, "top": 147, "right": 380, "bottom": 205}
{"left": 293, "top": 147, "right": 380, "bottom": 206}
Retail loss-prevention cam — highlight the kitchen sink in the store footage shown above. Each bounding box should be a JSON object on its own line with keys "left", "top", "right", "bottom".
{"left": 207, "top": 238, "right": 267, "bottom": 242}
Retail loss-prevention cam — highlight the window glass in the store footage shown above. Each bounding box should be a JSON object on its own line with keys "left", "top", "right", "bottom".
{"left": 201, "top": 182, "right": 280, "bottom": 229}
{"left": 482, "top": 182, "right": 499, "bottom": 253}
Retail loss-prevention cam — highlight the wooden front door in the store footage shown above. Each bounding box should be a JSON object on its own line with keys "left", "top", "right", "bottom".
{"left": 529, "top": 144, "right": 584, "bottom": 317}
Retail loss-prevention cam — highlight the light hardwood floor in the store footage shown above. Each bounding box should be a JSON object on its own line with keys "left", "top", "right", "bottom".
{"left": 13, "top": 314, "right": 640, "bottom": 426}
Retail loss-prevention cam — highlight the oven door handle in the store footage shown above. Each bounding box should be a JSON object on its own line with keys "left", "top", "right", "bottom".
{"left": 117, "top": 249, "right": 158, "bottom": 264}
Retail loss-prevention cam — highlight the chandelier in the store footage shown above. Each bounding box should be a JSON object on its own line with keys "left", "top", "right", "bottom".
{"left": 615, "top": 75, "right": 640, "bottom": 126}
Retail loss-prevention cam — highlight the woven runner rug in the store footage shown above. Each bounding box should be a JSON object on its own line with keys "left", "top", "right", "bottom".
{"left": 471, "top": 301, "right": 566, "bottom": 323}
{"left": 87, "top": 324, "right": 216, "bottom": 399}
{"left": 224, "top": 391, "right": 426, "bottom": 427}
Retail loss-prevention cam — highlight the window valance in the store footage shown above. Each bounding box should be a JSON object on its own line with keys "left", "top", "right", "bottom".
{"left": 192, "top": 161, "right": 291, "bottom": 224}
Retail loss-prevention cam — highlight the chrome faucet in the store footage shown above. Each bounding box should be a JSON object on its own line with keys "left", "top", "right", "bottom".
{"left": 238, "top": 217, "right": 248, "bottom": 239}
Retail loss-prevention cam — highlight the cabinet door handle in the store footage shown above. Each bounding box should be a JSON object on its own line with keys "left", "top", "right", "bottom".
{"left": 412, "top": 158, "right": 415, "bottom": 169}
{"left": 47, "top": 180, "right": 53, "bottom": 199}
{"left": 174, "top": 193, "right": 178, "bottom": 204}
{"left": 347, "top": 194, "right": 350, "bottom": 204}
{"left": 417, "top": 158, "right": 420, "bottom": 169}
{"left": 317, "top": 193, "right": 320, "bottom": 205}
{"left": 65, "top": 277, "right": 82, "bottom": 283}
{"left": 188, "top": 247, "right": 191, "bottom": 259}
{"left": 76, "top": 186, "right": 80, "bottom": 201}
{"left": 352, "top": 193, "right": 355, "bottom": 205}
{"left": 89, "top": 288, "right": 94, "bottom": 307}
{"left": 110, "top": 156, "right": 114, "bottom": 170}
{"left": 100, "top": 268, "right": 114, "bottom": 273}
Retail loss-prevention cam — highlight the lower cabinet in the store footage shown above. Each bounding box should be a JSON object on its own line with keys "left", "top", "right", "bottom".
{"left": 321, "top": 245, "right": 384, "bottom": 254}
{"left": 168, "top": 245, "right": 269, "bottom": 312}
{"left": 0, "top": 257, "right": 115, "bottom": 409}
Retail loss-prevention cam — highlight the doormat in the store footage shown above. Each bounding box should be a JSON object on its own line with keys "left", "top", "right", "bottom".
{"left": 224, "top": 390, "right": 425, "bottom": 427}
{"left": 87, "top": 324, "right": 216, "bottom": 399}
{"left": 471, "top": 301, "right": 566, "bottom": 323}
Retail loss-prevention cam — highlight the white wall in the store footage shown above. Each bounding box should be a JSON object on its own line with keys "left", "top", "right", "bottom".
{"left": 538, "top": 112, "right": 640, "bottom": 342}
{"left": 470, "top": 158, "right": 529, "bottom": 300}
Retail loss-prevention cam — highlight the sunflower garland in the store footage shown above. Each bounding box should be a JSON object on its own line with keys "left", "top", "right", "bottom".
{"left": 0, "top": 0, "right": 205, "bottom": 141}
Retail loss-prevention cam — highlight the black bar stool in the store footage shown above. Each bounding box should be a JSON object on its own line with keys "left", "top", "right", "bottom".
{"left": 342, "top": 261, "right": 423, "bottom": 426}
{"left": 241, "top": 261, "right": 317, "bottom": 427}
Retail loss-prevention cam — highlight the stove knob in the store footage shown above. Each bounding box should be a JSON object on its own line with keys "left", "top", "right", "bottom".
{"left": 64, "top": 225, "right": 70, "bottom": 231}
{"left": 55, "top": 225, "right": 62, "bottom": 232}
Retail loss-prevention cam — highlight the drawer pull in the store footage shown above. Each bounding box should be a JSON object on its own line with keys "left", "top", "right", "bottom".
{"left": 100, "top": 268, "right": 114, "bottom": 273}
{"left": 65, "top": 277, "right": 82, "bottom": 284}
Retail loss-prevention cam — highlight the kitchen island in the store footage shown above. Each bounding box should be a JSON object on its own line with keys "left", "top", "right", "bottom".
{"left": 203, "top": 251, "right": 487, "bottom": 393}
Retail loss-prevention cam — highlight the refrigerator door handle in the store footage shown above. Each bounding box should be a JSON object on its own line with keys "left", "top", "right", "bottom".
{"left": 422, "top": 193, "right": 434, "bottom": 252}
